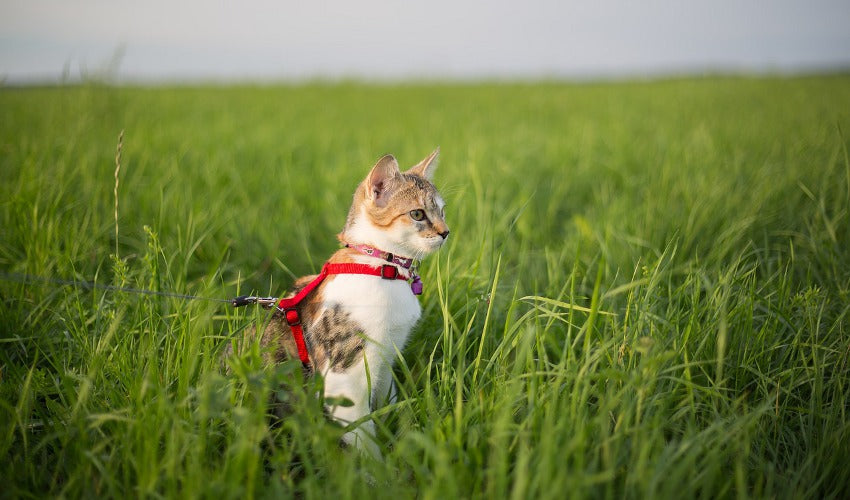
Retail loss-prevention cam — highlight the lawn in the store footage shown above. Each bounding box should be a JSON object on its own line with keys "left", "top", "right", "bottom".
{"left": 1, "top": 76, "right": 849, "bottom": 498}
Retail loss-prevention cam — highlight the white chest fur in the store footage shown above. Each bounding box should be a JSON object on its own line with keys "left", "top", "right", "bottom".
{"left": 317, "top": 269, "right": 420, "bottom": 450}
{"left": 320, "top": 273, "right": 421, "bottom": 359}
{"left": 316, "top": 272, "right": 420, "bottom": 458}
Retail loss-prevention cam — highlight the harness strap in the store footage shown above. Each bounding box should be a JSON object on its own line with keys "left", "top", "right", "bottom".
{"left": 277, "top": 262, "right": 410, "bottom": 367}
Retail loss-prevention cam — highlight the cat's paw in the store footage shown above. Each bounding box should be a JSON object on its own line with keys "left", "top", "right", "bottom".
{"left": 341, "top": 427, "right": 383, "bottom": 461}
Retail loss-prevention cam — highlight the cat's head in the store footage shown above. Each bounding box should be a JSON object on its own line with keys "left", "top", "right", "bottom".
{"left": 339, "top": 149, "right": 449, "bottom": 260}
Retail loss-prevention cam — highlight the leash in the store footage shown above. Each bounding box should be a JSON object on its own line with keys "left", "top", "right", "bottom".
{"left": 0, "top": 271, "right": 236, "bottom": 304}
{"left": 0, "top": 271, "right": 290, "bottom": 309}
{"left": 3, "top": 257, "right": 421, "bottom": 369}
{"left": 2, "top": 245, "right": 422, "bottom": 309}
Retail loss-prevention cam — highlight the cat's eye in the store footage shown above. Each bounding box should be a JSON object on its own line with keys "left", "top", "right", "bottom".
{"left": 409, "top": 209, "right": 426, "bottom": 221}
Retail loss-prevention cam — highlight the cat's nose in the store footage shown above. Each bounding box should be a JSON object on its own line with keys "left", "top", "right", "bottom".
{"left": 439, "top": 230, "right": 450, "bottom": 240}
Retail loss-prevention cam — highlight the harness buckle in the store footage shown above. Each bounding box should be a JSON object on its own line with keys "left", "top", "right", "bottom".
{"left": 284, "top": 308, "right": 301, "bottom": 326}
{"left": 380, "top": 264, "right": 398, "bottom": 280}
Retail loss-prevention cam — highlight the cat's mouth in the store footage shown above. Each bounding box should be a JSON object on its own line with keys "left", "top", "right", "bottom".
{"left": 398, "top": 238, "right": 444, "bottom": 259}
{"left": 423, "top": 235, "right": 448, "bottom": 251}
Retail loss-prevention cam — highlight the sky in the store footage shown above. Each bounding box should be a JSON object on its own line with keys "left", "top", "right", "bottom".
{"left": 1, "top": 0, "right": 849, "bottom": 83}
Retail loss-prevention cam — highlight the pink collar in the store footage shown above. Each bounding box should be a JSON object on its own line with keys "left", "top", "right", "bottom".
{"left": 345, "top": 243, "right": 423, "bottom": 295}
{"left": 346, "top": 243, "right": 414, "bottom": 269}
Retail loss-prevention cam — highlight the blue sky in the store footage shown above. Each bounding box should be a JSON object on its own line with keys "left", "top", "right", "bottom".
{"left": 2, "top": 0, "right": 848, "bottom": 82}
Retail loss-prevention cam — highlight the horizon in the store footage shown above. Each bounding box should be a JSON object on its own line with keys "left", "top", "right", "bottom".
{"left": 2, "top": 0, "right": 849, "bottom": 84}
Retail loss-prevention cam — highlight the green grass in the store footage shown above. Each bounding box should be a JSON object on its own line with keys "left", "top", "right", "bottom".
{"left": 1, "top": 76, "right": 849, "bottom": 498}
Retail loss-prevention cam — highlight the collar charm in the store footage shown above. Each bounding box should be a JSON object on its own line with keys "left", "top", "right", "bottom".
{"left": 410, "top": 275, "right": 423, "bottom": 295}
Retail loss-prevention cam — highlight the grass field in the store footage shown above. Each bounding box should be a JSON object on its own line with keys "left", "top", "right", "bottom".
{"left": 1, "top": 76, "right": 849, "bottom": 498}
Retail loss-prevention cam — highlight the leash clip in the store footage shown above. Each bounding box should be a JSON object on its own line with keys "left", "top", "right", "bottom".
{"left": 231, "top": 295, "right": 279, "bottom": 308}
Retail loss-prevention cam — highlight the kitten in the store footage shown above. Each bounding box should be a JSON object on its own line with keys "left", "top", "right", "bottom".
{"left": 229, "top": 149, "right": 448, "bottom": 458}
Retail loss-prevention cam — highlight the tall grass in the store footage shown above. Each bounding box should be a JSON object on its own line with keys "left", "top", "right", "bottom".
{"left": 1, "top": 76, "right": 849, "bottom": 498}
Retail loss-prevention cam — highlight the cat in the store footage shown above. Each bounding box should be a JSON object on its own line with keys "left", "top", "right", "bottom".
{"left": 226, "top": 149, "right": 449, "bottom": 459}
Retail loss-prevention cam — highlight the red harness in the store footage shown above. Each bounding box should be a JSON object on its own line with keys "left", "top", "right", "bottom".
{"left": 277, "top": 262, "right": 410, "bottom": 367}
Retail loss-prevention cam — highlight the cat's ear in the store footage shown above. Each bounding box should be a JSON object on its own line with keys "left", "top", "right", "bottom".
{"left": 367, "top": 154, "right": 401, "bottom": 207}
{"left": 406, "top": 147, "right": 439, "bottom": 180}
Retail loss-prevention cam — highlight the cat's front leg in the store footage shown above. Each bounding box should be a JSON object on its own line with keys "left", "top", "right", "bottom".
{"left": 323, "top": 358, "right": 381, "bottom": 459}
